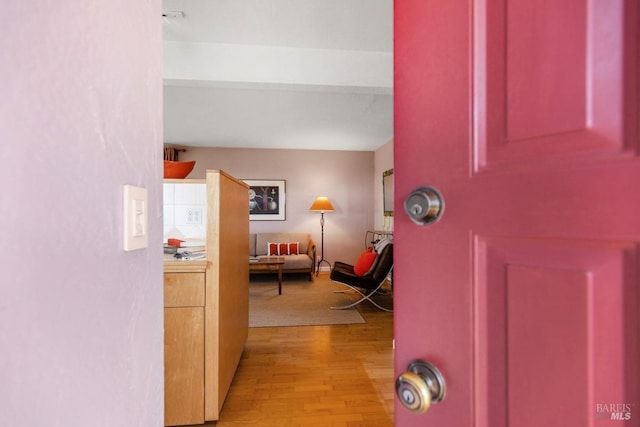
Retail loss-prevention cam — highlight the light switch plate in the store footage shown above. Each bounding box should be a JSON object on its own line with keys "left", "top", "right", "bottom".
{"left": 123, "top": 185, "right": 148, "bottom": 251}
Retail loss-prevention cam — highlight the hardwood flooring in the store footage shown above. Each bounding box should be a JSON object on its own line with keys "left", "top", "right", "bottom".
{"left": 210, "top": 274, "right": 395, "bottom": 426}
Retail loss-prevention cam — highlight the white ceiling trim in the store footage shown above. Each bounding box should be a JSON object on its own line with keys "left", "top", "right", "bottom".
{"left": 163, "top": 41, "right": 392, "bottom": 92}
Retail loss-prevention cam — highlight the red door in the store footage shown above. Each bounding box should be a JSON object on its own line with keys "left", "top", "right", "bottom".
{"left": 394, "top": 1, "right": 639, "bottom": 426}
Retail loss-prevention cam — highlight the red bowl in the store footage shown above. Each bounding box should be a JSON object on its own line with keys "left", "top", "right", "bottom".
{"left": 164, "top": 160, "right": 196, "bottom": 179}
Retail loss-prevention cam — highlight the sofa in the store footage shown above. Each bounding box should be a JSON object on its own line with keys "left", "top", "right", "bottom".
{"left": 249, "top": 233, "right": 316, "bottom": 280}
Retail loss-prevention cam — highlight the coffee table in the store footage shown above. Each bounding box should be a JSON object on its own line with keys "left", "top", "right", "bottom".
{"left": 249, "top": 256, "right": 286, "bottom": 295}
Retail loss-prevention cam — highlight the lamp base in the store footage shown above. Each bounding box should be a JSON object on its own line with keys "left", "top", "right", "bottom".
{"left": 316, "top": 258, "right": 332, "bottom": 276}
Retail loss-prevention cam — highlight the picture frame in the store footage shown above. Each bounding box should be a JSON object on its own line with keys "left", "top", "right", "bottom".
{"left": 243, "top": 179, "right": 286, "bottom": 221}
{"left": 383, "top": 169, "right": 394, "bottom": 216}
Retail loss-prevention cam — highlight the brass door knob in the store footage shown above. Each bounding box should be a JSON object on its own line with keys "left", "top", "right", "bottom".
{"left": 396, "top": 360, "right": 446, "bottom": 414}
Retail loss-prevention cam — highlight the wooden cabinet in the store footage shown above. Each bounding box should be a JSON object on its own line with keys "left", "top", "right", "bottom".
{"left": 164, "top": 268, "right": 207, "bottom": 426}
{"left": 163, "top": 170, "right": 249, "bottom": 425}
{"left": 164, "top": 307, "right": 204, "bottom": 425}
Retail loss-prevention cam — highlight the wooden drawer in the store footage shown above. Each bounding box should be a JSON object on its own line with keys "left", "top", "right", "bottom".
{"left": 164, "top": 273, "right": 205, "bottom": 308}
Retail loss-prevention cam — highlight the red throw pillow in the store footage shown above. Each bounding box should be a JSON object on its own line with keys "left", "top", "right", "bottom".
{"left": 289, "top": 242, "right": 299, "bottom": 255}
{"left": 268, "top": 242, "right": 300, "bottom": 256}
{"left": 268, "top": 242, "right": 279, "bottom": 256}
{"left": 353, "top": 248, "right": 378, "bottom": 276}
{"left": 278, "top": 243, "right": 289, "bottom": 255}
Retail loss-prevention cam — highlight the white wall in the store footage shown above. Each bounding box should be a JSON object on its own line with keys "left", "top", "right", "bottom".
{"left": 0, "top": 2, "right": 164, "bottom": 426}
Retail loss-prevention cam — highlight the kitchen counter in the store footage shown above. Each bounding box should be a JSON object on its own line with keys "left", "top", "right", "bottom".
{"left": 163, "top": 254, "right": 208, "bottom": 273}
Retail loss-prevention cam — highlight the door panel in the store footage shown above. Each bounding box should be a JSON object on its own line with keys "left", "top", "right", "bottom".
{"left": 475, "top": 237, "right": 639, "bottom": 426}
{"left": 475, "top": 0, "right": 633, "bottom": 170}
{"left": 506, "top": 0, "right": 587, "bottom": 141}
{"left": 394, "top": 0, "right": 639, "bottom": 425}
{"left": 506, "top": 266, "right": 589, "bottom": 426}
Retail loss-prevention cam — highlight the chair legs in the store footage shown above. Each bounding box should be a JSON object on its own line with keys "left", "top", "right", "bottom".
{"left": 330, "top": 281, "right": 393, "bottom": 312}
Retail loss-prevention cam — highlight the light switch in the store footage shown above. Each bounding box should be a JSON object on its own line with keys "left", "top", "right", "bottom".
{"left": 124, "top": 185, "right": 148, "bottom": 251}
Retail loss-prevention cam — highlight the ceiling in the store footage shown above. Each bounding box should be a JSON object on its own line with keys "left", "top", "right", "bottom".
{"left": 162, "top": 0, "right": 393, "bottom": 151}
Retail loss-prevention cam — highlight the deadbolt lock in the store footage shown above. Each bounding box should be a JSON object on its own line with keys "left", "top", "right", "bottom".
{"left": 404, "top": 187, "right": 444, "bottom": 225}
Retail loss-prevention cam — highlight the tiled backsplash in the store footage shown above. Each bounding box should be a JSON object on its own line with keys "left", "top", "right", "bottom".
{"left": 163, "top": 182, "right": 207, "bottom": 242}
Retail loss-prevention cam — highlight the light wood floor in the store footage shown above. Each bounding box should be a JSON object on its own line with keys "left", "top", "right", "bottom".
{"left": 210, "top": 274, "right": 395, "bottom": 426}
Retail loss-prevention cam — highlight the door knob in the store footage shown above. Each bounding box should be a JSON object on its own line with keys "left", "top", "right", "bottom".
{"left": 396, "top": 360, "right": 446, "bottom": 414}
{"left": 404, "top": 187, "right": 444, "bottom": 225}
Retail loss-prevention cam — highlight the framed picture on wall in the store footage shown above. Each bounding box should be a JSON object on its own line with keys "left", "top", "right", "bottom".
{"left": 243, "top": 179, "right": 286, "bottom": 221}
{"left": 383, "top": 168, "right": 393, "bottom": 216}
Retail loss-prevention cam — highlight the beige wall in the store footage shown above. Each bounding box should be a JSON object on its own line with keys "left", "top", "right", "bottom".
{"left": 179, "top": 147, "right": 379, "bottom": 267}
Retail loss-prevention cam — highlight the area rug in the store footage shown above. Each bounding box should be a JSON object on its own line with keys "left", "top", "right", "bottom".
{"left": 249, "top": 274, "right": 366, "bottom": 327}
